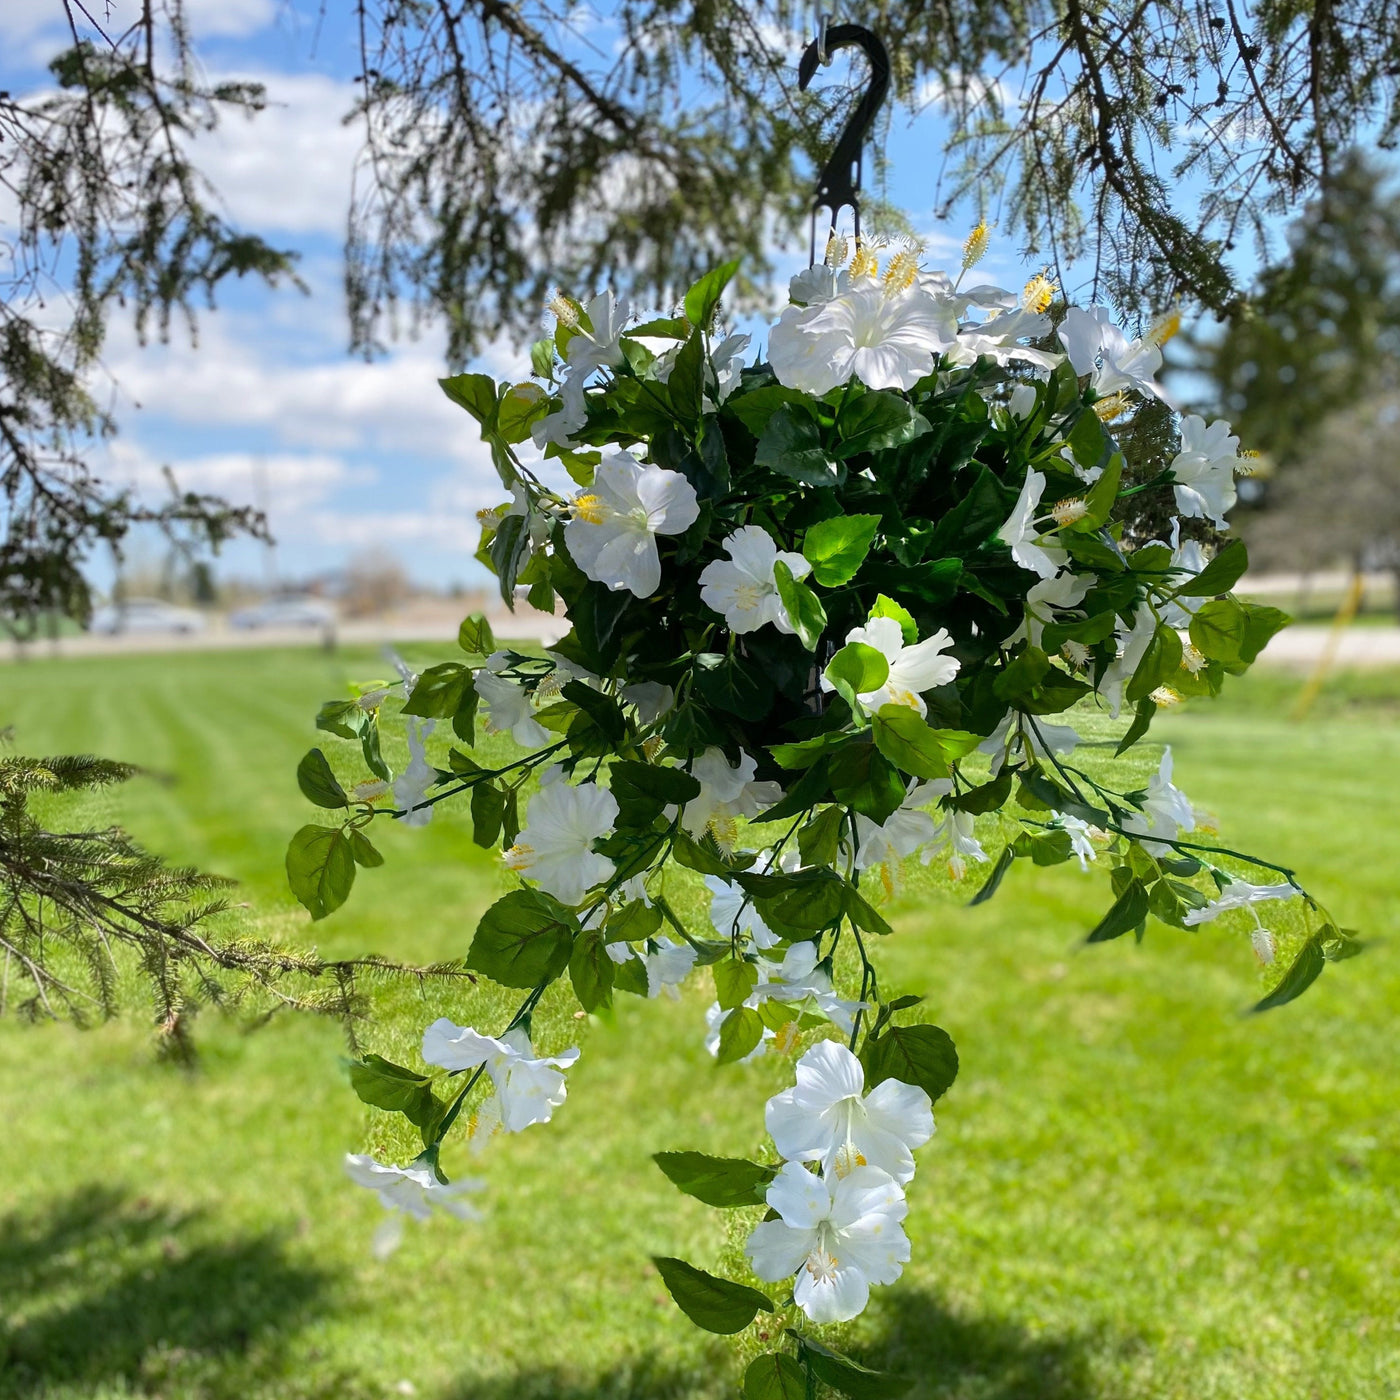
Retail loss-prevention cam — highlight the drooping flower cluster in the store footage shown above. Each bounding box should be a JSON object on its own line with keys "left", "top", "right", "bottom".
{"left": 290, "top": 232, "right": 1348, "bottom": 1384}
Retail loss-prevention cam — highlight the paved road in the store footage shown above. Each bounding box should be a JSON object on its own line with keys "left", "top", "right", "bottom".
{"left": 6, "top": 618, "right": 1398, "bottom": 669}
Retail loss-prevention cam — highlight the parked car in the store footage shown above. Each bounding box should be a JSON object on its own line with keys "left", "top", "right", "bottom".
{"left": 89, "top": 598, "right": 206, "bottom": 635}
{"left": 228, "top": 596, "right": 337, "bottom": 630}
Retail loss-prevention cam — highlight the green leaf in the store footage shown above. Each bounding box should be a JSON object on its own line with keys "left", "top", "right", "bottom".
{"left": 347, "top": 829, "right": 384, "bottom": 868}
{"left": 872, "top": 705, "right": 953, "bottom": 780}
{"left": 1075, "top": 451, "right": 1123, "bottom": 530}
{"left": 715, "top": 1006, "right": 765, "bottom": 1063}
{"left": 458, "top": 612, "right": 497, "bottom": 654}
{"left": 773, "top": 875, "right": 846, "bottom": 930}
{"left": 1126, "top": 625, "right": 1184, "bottom": 704}
{"left": 1252, "top": 935, "right": 1326, "bottom": 1012}
{"left": 669, "top": 328, "right": 706, "bottom": 426}
{"left": 828, "top": 742, "right": 905, "bottom": 823}
{"left": 285, "top": 825, "right": 355, "bottom": 920}
{"left": 403, "top": 663, "right": 470, "bottom": 718}
{"left": 466, "top": 889, "right": 578, "bottom": 988}
{"left": 529, "top": 337, "right": 556, "bottom": 378}
{"left": 652, "top": 1257, "right": 772, "bottom": 1335}
{"left": 861, "top": 1023, "right": 959, "bottom": 1103}
{"left": 773, "top": 559, "right": 827, "bottom": 651}
{"left": 1239, "top": 603, "right": 1290, "bottom": 663}
{"left": 696, "top": 653, "right": 776, "bottom": 720}
{"left": 439, "top": 372, "right": 498, "bottom": 425}
{"left": 498, "top": 384, "right": 549, "bottom": 442}
{"left": 993, "top": 646, "right": 1051, "bottom": 703}
{"left": 683, "top": 258, "right": 741, "bottom": 329}
{"left": 835, "top": 391, "right": 929, "bottom": 459}
{"left": 315, "top": 698, "right": 365, "bottom": 741}
{"left": 604, "top": 899, "right": 662, "bottom": 946}
{"left": 569, "top": 928, "right": 614, "bottom": 1012}
{"left": 824, "top": 642, "right": 889, "bottom": 711}
{"left": 608, "top": 760, "right": 702, "bottom": 828}
{"left": 798, "top": 806, "right": 846, "bottom": 868}
{"left": 1115, "top": 696, "right": 1157, "bottom": 755}
{"left": 1066, "top": 408, "right": 1111, "bottom": 479}
{"left": 797, "top": 1334, "right": 912, "bottom": 1398}
{"left": 1189, "top": 597, "right": 1247, "bottom": 663}
{"left": 348, "top": 1054, "right": 440, "bottom": 1131}
{"left": 654, "top": 1151, "right": 776, "bottom": 1208}
{"left": 802, "top": 514, "right": 881, "bottom": 586}
{"left": 1086, "top": 877, "right": 1150, "bottom": 942}
{"left": 743, "top": 1353, "right": 807, "bottom": 1400}
{"left": 843, "top": 882, "right": 893, "bottom": 935}
{"left": 755, "top": 404, "right": 841, "bottom": 487}
{"left": 674, "top": 830, "right": 741, "bottom": 877}
{"left": 488, "top": 512, "right": 529, "bottom": 605}
{"left": 969, "top": 844, "right": 1016, "bottom": 905}
{"left": 1175, "top": 538, "right": 1248, "bottom": 597}
{"left": 296, "top": 748, "right": 348, "bottom": 809}
{"left": 562, "top": 680, "right": 627, "bottom": 743}
{"left": 947, "top": 768, "right": 1013, "bottom": 814}
{"left": 470, "top": 782, "right": 506, "bottom": 848}
{"left": 869, "top": 593, "right": 917, "bottom": 644}
{"left": 714, "top": 957, "right": 758, "bottom": 1010}
{"left": 725, "top": 384, "right": 809, "bottom": 438}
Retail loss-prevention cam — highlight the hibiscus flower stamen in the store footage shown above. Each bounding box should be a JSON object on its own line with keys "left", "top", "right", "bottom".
{"left": 824, "top": 232, "right": 850, "bottom": 269}
{"left": 961, "top": 219, "right": 991, "bottom": 269}
{"left": 1093, "top": 390, "right": 1133, "bottom": 422}
{"left": 571, "top": 493, "right": 607, "bottom": 525}
{"left": 1051, "top": 496, "right": 1088, "bottom": 526}
{"left": 1147, "top": 307, "right": 1181, "bottom": 346}
{"left": 1061, "top": 639, "right": 1091, "bottom": 669}
{"left": 849, "top": 239, "right": 880, "bottom": 281}
{"left": 1180, "top": 643, "right": 1207, "bottom": 674}
{"left": 1150, "top": 685, "right": 1184, "bottom": 708}
{"left": 882, "top": 250, "right": 921, "bottom": 295}
{"left": 547, "top": 291, "right": 579, "bottom": 328}
{"left": 1022, "top": 270, "right": 1057, "bottom": 313}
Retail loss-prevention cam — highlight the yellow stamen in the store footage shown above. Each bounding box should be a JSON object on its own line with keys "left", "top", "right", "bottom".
{"left": 708, "top": 815, "right": 738, "bottom": 852}
{"left": 1150, "top": 685, "right": 1184, "bottom": 708}
{"left": 849, "top": 239, "right": 880, "bottom": 281}
{"left": 1147, "top": 307, "right": 1182, "bottom": 347}
{"left": 832, "top": 1142, "right": 869, "bottom": 1178}
{"left": 1236, "top": 449, "right": 1263, "bottom": 477}
{"left": 1093, "top": 390, "right": 1133, "bottom": 422}
{"left": 1180, "top": 643, "right": 1207, "bottom": 675}
{"left": 1051, "top": 497, "right": 1088, "bottom": 526}
{"left": 774, "top": 1021, "right": 801, "bottom": 1055}
{"left": 1062, "top": 640, "right": 1091, "bottom": 669}
{"left": 1021, "top": 270, "right": 1057, "bottom": 314}
{"left": 547, "top": 292, "right": 579, "bottom": 328}
{"left": 882, "top": 249, "right": 921, "bottom": 294}
{"left": 962, "top": 220, "right": 991, "bottom": 269}
{"left": 824, "top": 233, "right": 850, "bottom": 269}
{"left": 572, "top": 493, "right": 607, "bottom": 525}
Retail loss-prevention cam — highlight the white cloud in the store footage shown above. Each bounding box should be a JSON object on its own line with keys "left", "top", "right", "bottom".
{"left": 190, "top": 71, "right": 362, "bottom": 236}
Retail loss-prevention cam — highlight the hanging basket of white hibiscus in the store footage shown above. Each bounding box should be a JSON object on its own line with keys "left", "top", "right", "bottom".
{"left": 286, "top": 231, "right": 1358, "bottom": 1395}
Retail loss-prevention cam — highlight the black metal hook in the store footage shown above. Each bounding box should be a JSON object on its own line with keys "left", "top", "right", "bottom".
{"left": 798, "top": 23, "right": 890, "bottom": 260}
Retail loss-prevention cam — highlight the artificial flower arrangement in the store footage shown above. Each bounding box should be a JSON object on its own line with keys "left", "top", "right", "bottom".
{"left": 287, "top": 230, "right": 1357, "bottom": 1397}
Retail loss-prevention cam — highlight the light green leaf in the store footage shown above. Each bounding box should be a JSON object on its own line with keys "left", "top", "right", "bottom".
{"left": 458, "top": 612, "right": 496, "bottom": 655}
{"left": 713, "top": 957, "right": 758, "bottom": 1011}
{"left": 683, "top": 258, "right": 741, "bottom": 329}
{"left": 285, "top": 824, "right": 356, "bottom": 921}
{"left": 871, "top": 705, "right": 952, "bottom": 780}
{"left": 1189, "top": 597, "right": 1248, "bottom": 662}
{"left": 869, "top": 593, "right": 917, "bottom": 644}
{"left": 823, "top": 641, "right": 889, "bottom": 711}
{"left": 773, "top": 559, "right": 827, "bottom": 651}
{"left": 715, "top": 1006, "right": 765, "bottom": 1063}
{"left": 802, "top": 514, "right": 882, "bottom": 587}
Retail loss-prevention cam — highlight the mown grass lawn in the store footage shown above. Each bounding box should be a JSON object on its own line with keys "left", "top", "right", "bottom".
{"left": 0, "top": 645, "right": 1396, "bottom": 1400}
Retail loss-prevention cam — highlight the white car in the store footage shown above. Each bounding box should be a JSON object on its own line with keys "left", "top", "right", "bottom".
{"left": 229, "top": 597, "right": 337, "bottom": 630}
{"left": 89, "top": 598, "right": 206, "bottom": 635}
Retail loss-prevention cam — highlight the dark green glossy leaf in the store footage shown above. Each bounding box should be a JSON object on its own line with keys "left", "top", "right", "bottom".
{"left": 1176, "top": 538, "right": 1248, "bottom": 597}
{"left": 569, "top": 928, "right": 614, "bottom": 1012}
{"left": 297, "top": 748, "right": 347, "bottom": 808}
{"left": 655, "top": 1151, "right": 776, "bottom": 1208}
{"left": 861, "top": 1023, "right": 959, "bottom": 1102}
{"left": 683, "top": 258, "right": 741, "bottom": 329}
{"left": 652, "top": 1257, "right": 772, "bottom": 1334}
{"left": 755, "top": 404, "right": 842, "bottom": 487}
{"left": 285, "top": 825, "right": 355, "bottom": 920}
{"left": 743, "top": 1352, "right": 807, "bottom": 1400}
{"left": 1086, "top": 877, "right": 1150, "bottom": 942}
{"left": 1252, "top": 934, "right": 1326, "bottom": 1012}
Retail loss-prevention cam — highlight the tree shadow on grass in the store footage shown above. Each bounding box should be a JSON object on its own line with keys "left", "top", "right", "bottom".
{"left": 441, "top": 1286, "right": 1120, "bottom": 1400}
{"left": 0, "top": 1185, "right": 349, "bottom": 1400}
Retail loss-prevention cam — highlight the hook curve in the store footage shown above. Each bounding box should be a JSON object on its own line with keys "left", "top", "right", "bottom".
{"left": 797, "top": 23, "right": 890, "bottom": 255}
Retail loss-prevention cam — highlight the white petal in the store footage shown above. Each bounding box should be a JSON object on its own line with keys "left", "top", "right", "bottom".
{"left": 765, "top": 1160, "right": 832, "bottom": 1229}
{"left": 745, "top": 1219, "right": 818, "bottom": 1281}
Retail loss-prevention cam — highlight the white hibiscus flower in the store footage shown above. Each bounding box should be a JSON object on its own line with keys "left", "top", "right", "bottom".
{"left": 1182, "top": 877, "right": 1299, "bottom": 926}
{"left": 344, "top": 1154, "right": 484, "bottom": 1221}
{"left": 698, "top": 526, "right": 812, "bottom": 636}
{"left": 1122, "top": 747, "right": 1196, "bottom": 854}
{"left": 504, "top": 771, "right": 618, "bottom": 904}
{"left": 769, "top": 281, "right": 957, "bottom": 395}
{"left": 392, "top": 717, "right": 436, "bottom": 828}
{"left": 766, "top": 1039, "right": 934, "bottom": 1184}
{"left": 745, "top": 1162, "right": 911, "bottom": 1324}
{"left": 420, "top": 1021, "right": 580, "bottom": 1132}
{"left": 1170, "top": 415, "right": 1239, "bottom": 529}
{"left": 1058, "top": 305, "right": 1166, "bottom": 400}
{"left": 821, "top": 616, "right": 961, "bottom": 716}
{"left": 997, "top": 470, "right": 1069, "bottom": 580}
{"left": 852, "top": 780, "right": 950, "bottom": 871}
{"left": 681, "top": 747, "right": 782, "bottom": 837}
{"left": 563, "top": 452, "right": 700, "bottom": 598}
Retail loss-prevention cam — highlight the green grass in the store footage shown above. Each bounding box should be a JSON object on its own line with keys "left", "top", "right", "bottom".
{"left": 1, "top": 647, "right": 1397, "bottom": 1400}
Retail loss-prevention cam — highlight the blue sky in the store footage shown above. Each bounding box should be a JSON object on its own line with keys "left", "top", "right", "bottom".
{"left": 1, "top": 0, "right": 1264, "bottom": 594}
